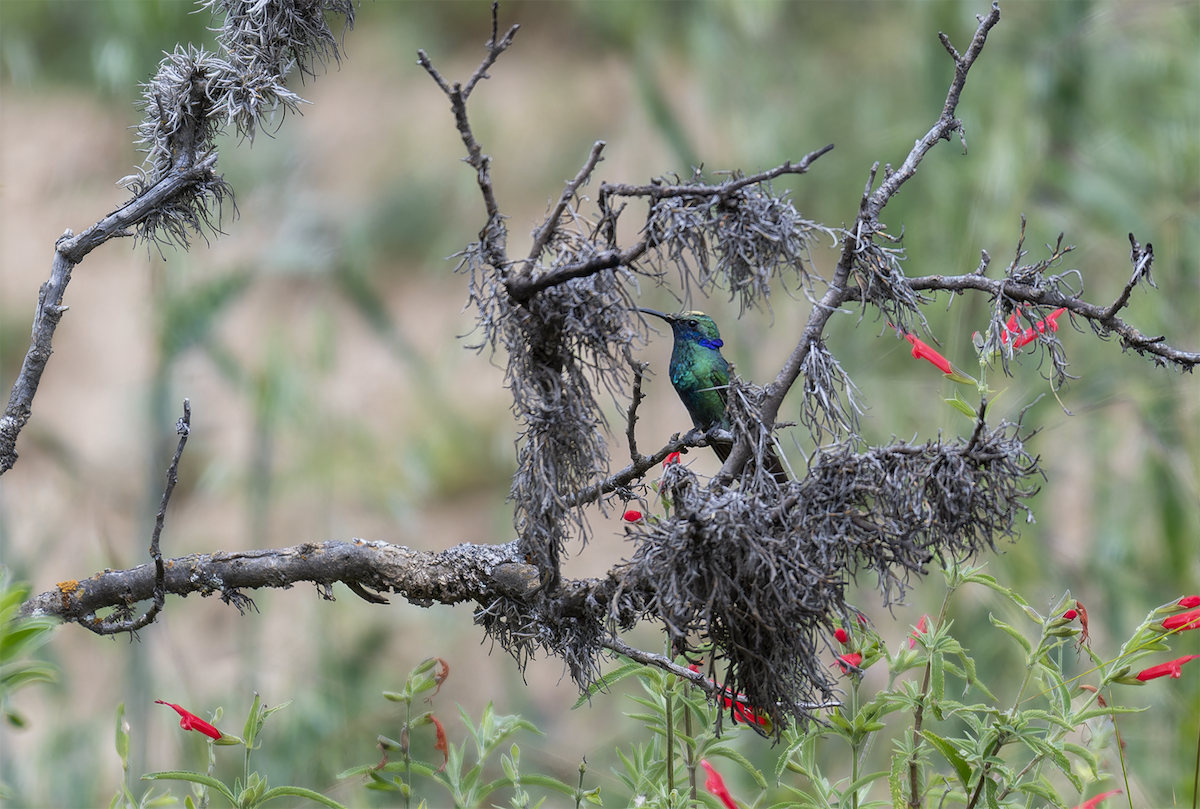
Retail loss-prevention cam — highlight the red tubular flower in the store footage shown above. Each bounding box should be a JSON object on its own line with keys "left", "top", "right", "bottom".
{"left": 622, "top": 509, "right": 643, "bottom": 522}
{"left": 686, "top": 664, "right": 770, "bottom": 731}
{"left": 1062, "top": 609, "right": 1078, "bottom": 621}
{"left": 1003, "top": 309, "right": 1021, "bottom": 339}
{"left": 835, "top": 653, "right": 863, "bottom": 674}
{"left": 902, "top": 333, "right": 953, "bottom": 374}
{"left": 908, "top": 614, "right": 930, "bottom": 649}
{"left": 1163, "top": 609, "right": 1200, "bottom": 632}
{"left": 834, "top": 628, "right": 849, "bottom": 644}
{"left": 155, "top": 700, "right": 221, "bottom": 740}
{"left": 1007, "top": 308, "right": 1066, "bottom": 349}
{"left": 1070, "top": 789, "right": 1122, "bottom": 809}
{"left": 430, "top": 714, "right": 449, "bottom": 773}
{"left": 1179, "top": 595, "right": 1200, "bottom": 609}
{"left": 663, "top": 452, "right": 682, "bottom": 467}
{"left": 700, "top": 760, "right": 737, "bottom": 809}
{"left": 1135, "top": 655, "right": 1200, "bottom": 681}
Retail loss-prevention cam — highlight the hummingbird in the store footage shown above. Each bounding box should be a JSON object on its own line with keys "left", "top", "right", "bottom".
{"left": 639, "top": 308, "right": 787, "bottom": 483}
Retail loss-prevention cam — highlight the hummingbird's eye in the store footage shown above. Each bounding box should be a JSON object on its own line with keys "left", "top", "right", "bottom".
{"left": 687, "top": 319, "right": 698, "bottom": 327}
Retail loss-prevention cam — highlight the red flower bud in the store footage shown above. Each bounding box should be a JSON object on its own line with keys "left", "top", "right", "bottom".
{"left": 902, "top": 333, "right": 953, "bottom": 375}
{"left": 1070, "top": 789, "right": 1122, "bottom": 809}
{"left": 1179, "top": 595, "right": 1200, "bottom": 609}
{"left": 622, "top": 509, "right": 643, "bottom": 522}
{"left": 835, "top": 652, "right": 863, "bottom": 675}
{"left": 834, "top": 627, "right": 849, "bottom": 645}
{"left": 908, "top": 614, "right": 930, "bottom": 649}
{"left": 1062, "top": 609, "right": 1078, "bottom": 621}
{"left": 155, "top": 700, "right": 221, "bottom": 740}
{"left": 1135, "top": 655, "right": 1200, "bottom": 681}
{"left": 700, "top": 760, "right": 737, "bottom": 809}
{"left": 1163, "top": 609, "right": 1200, "bottom": 632}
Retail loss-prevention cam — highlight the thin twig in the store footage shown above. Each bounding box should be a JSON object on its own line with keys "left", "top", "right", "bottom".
{"left": 87, "top": 400, "right": 192, "bottom": 635}
{"left": 601, "top": 143, "right": 835, "bottom": 201}
{"left": 526, "top": 140, "right": 607, "bottom": 267}
{"left": 626, "top": 361, "right": 649, "bottom": 464}
{"left": 507, "top": 240, "right": 649, "bottom": 302}
{"left": 565, "top": 433, "right": 698, "bottom": 509}
{"left": 416, "top": 3, "right": 519, "bottom": 236}
{"left": 1101, "top": 232, "right": 1155, "bottom": 320}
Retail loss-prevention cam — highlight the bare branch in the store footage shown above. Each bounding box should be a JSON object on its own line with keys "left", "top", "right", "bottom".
{"left": 463, "top": 3, "right": 520, "bottom": 100}
{"left": 717, "top": 1, "right": 1003, "bottom": 482}
{"left": 506, "top": 241, "right": 649, "bottom": 302}
{"left": 526, "top": 140, "right": 607, "bottom": 268}
{"left": 417, "top": 3, "right": 519, "bottom": 259}
{"left": 625, "top": 362, "right": 649, "bottom": 464}
{"left": 601, "top": 143, "right": 835, "bottom": 202}
{"left": 864, "top": 2, "right": 1001, "bottom": 221}
{"left": 20, "top": 539, "right": 530, "bottom": 624}
{"left": 1, "top": 157, "right": 220, "bottom": 476}
{"left": 565, "top": 432, "right": 699, "bottom": 510}
{"left": 602, "top": 638, "right": 717, "bottom": 694}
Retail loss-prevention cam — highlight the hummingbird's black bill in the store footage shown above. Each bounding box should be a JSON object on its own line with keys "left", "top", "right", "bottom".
{"left": 637, "top": 307, "right": 674, "bottom": 322}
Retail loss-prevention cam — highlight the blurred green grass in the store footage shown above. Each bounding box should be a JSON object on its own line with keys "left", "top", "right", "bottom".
{"left": 0, "top": 1, "right": 1196, "bottom": 805}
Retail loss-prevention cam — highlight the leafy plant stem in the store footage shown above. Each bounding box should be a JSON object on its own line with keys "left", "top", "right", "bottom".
{"left": 850, "top": 675, "right": 861, "bottom": 809}
{"left": 907, "top": 660, "right": 932, "bottom": 809}
{"left": 908, "top": 565, "right": 960, "bottom": 807}
{"left": 684, "top": 692, "right": 697, "bottom": 801}
{"left": 665, "top": 680, "right": 676, "bottom": 796}
{"left": 1192, "top": 713, "right": 1199, "bottom": 809}
{"left": 404, "top": 696, "right": 413, "bottom": 809}
{"left": 964, "top": 734, "right": 1005, "bottom": 809}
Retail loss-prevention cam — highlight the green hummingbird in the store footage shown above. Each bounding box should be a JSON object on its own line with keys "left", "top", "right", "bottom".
{"left": 639, "top": 308, "right": 787, "bottom": 483}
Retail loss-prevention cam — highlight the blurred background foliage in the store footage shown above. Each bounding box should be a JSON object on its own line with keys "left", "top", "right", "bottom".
{"left": 0, "top": 0, "right": 1196, "bottom": 805}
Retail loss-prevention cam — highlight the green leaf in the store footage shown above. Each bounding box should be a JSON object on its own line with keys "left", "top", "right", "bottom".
{"left": 1072, "top": 705, "right": 1146, "bottom": 722}
{"left": 930, "top": 652, "right": 945, "bottom": 703}
{"left": 517, "top": 773, "right": 581, "bottom": 796}
{"left": 1015, "top": 777, "right": 1064, "bottom": 807}
{"left": 988, "top": 614, "right": 1033, "bottom": 655}
{"left": 705, "top": 746, "right": 767, "bottom": 788}
{"left": 572, "top": 661, "right": 647, "bottom": 708}
{"left": 844, "top": 770, "right": 890, "bottom": 797}
{"left": 114, "top": 703, "right": 130, "bottom": 767}
{"left": 258, "top": 785, "right": 350, "bottom": 808}
{"left": 1061, "top": 742, "right": 1100, "bottom": 779}
{"left": 243, "top": 693, "right": 263, "bottom": 747}
{"left": 888, "top": 751, "right": 905, "bottom": 809}
{"left": 919, "top": 731, "right": 971, "bottom": 793}
{"left": 142, "top": 771, "right": 236, "bottom": 804}
{"left": 945, "top": 391, "right": 978, "bottom": 418}
{"left": 962, "top": 574, "right": 1033, "bottom": 610}
{"left": 1019, "top": 709, "right": 1073, "bottom": 732}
